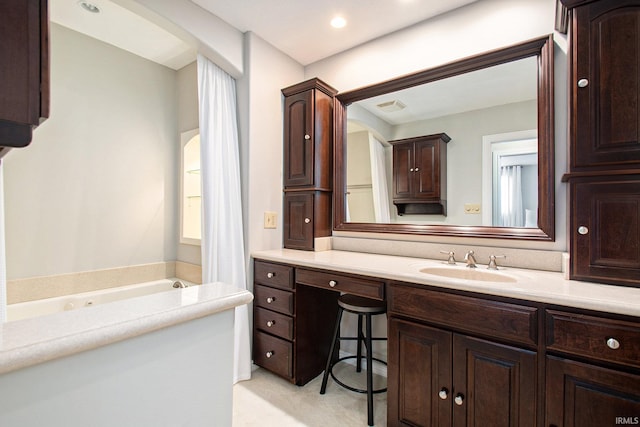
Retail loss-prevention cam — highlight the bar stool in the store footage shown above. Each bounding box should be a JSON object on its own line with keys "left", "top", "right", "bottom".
{"left": 320, "top": 294, "right": 387, "bottom": 426}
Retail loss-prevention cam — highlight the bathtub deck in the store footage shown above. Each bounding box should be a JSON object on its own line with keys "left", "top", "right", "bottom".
{"left": 0, "top": 282, "right": 253, "bottom": 375}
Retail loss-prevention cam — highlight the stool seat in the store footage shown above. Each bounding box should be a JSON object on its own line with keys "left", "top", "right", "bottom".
{"left": 320, "top": 294, "right": 387, "bottom": 426}
{"left": 338, "top": 294, "right": 386, "bottom": 314}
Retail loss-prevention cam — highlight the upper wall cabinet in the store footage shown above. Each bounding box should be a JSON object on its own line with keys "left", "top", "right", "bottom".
{"left": 283, "top": 79, "right": 337, "bottom": 189}
{"left": 0, "top": 0, "right": 49, "bottom": 157}
{"left": 567, "top": 0, "right": 640, "bottom": 171}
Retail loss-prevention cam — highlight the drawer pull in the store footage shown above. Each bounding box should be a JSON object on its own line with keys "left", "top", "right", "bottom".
{"left": 266, "top": 320, "right": 275, "bottom": 327}
{"left": 438, "top": 388, "right": 448, "bottom": 400}
{"left": 606, "top": 337, "right": 621, "bottom": 350}
{"left": 329, "top": 280, "right": 337, "bottom": 287}
{"left": 454, "top": 394, "right": 464, "bottom": 406}
{"left": 266, "top": 297, "right": 276, "bottom": 304}
{"left": 265, "top": 351, "right": 274, "bottom": 358}
{"left": 304, "top": 134, "right": 310, "bottom": 140}
{"left": 267, "top": 272, "right": 275, "bottom": 278}
{"left": 577, "top": 78, "right": 589, "bottom": 88}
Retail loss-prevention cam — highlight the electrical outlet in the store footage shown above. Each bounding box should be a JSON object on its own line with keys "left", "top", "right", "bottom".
{"left": 464, "top": 203, "right": 481, "bottom": 214}
{"left": 264, "top": 211, "right": 277, "bottom": 229}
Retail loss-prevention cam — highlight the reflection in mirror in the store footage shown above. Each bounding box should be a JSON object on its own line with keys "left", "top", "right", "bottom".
{"left": 335, "top": 35, "right": 555, "bottom": 240}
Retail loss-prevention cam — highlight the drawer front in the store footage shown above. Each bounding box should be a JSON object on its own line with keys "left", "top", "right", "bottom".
{"left": 547, "top": 310, "right": 640, "bottom": 369}
{"left": 388, "top": 283, "right": 538, "bottom": 347}
{"left": 255, "top": 306, "right": 294, "bottom": 341}
{"left": 254, "top": 261, "right": 294, "bottom": 290}
{"left": 254, "top": 284, "right": 294, "bottom": 315}
{"left": 296, "top": 268, "right": 385, "bottom": 300}
{"left": 253, "top": 330, "right": 293, "bottom": 379}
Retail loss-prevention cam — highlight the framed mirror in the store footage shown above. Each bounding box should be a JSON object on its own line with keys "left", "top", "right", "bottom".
{"left": 334, "top": 35, "right": 555, "bottom": 240}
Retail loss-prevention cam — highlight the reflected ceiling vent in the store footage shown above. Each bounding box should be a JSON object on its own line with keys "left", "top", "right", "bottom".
{"left": 376, "top": 100, "right": 406, "bottom": 112}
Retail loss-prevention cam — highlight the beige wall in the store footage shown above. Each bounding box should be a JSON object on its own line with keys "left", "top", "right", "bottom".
{"left": 3, "top": 24, "right": 179, "bottom": 280}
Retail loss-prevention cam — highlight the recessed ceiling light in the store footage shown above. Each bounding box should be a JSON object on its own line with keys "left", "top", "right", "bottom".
{"left": 330, "top": 16, "right": 347, "bottom": 29}
{"left": 78, "top": 1, "right": 101, "bottom": 13}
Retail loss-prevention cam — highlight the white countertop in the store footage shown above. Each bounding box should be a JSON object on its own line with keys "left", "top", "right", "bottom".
{"left": 252, "top": 249, "right": 640, "bottom": 317}
{"left": 0, "top": 282, "right": 253, "bottom": 375}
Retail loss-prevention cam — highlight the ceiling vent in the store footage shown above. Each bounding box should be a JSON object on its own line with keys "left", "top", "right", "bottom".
{"left": 376, "top": 100, "right": 406, "bottom": 112}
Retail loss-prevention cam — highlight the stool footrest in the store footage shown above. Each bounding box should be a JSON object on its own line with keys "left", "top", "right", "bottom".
{"left": 328, "top": 356, "right": 387, "bottom": 395}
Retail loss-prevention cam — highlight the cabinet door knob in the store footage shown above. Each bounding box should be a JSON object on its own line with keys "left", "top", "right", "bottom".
{"left": 267, "top": 272, "right": 275, "bottom": 279}
{"left": 415, "top": 167, "right": 419, "bottom": 172}
{"left": 454, "top": 394, "right": 464, "bottom": 406}
{"left": 265, "top": 351, "right": 274, "bottom": 358}
{"left": 304, "top": 134, "right": 311, "bottom": 140}
{"left": 606, "top": 337, "right": 620, "bottom": 350}
{"left": 304, "top": 218, "right": 311, "bottom": 224}
{"left": 410, "top": 168, "right": 414, "bottom": 172}
{"left": 578, "top": 226, "right": 589, "bottom": 235}
{"left": 266, "top": 297, "right": 275, "bottom": 304}
{"left": 329, "top": 280, "right": 337, "bottom": 287}
{"left": 438, "top": 388, "right": 448, "bottom": 400}
{"left": 266, "top": 320, "right": 275, "bottom": 327}
{"left": 577, "top": 78, "right": 589, "bottom": 88}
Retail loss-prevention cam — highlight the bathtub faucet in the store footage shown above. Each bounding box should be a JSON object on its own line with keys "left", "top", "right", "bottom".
{"left": 173, "top": 281, "right": 188, "bottom": 288}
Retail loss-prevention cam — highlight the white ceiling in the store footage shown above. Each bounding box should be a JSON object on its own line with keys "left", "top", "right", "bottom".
{"left": 50, "top": 0, "right": 480, "bottom": 69}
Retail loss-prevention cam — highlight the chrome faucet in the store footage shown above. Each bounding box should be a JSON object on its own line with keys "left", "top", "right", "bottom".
{"left": 173, "top": 280, "right": 188, "bottom": 288}
{"left": 488, "top": 255, "right": 506, "bottom": 270}
{"left": 439, "top": 250, "right": 456, "bottom": 264}
{"left": 464, "top": 251, "right": 477, "bottom": 268}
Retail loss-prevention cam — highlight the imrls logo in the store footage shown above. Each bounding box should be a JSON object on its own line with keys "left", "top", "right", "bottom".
{"left": 616, "top": 417, "right": 640, "bottom": 425}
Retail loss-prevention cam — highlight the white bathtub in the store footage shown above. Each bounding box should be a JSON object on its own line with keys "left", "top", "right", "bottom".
{"left": 7, "top": 278, "right": 193, "bottom": 321}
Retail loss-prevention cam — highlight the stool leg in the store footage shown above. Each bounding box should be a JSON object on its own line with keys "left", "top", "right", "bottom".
{"left": 356, "top": 314, "right": 363, "bottom": 372}
{"left": 366, "top": 313, "right": 374, "bottom": 426}
{"left": 320, "top": 306, "right": 343, "bottom": 394}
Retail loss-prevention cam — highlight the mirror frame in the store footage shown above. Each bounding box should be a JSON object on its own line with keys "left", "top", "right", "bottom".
{"left": 333, "top": 35, "right": 555, "bottom": 241}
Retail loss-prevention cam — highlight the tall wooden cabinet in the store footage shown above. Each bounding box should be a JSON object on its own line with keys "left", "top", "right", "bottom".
{"left": 561, "top": 0, "right": 640, "bottom": 287}
{"left": 282, "top": 78, "right": 337, "bottom": 250}
{"left": 391, "top": 133, "right": 450, "bottom": 216}
{"left": 0, "top": 0, "right": 49, "bottom": 157}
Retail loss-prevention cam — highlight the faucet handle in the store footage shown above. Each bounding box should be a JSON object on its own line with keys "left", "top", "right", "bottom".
{"left": 488, "top": 255, "right": 506, "bottom": 270}
{"left": 439, "top": 250, "right": 456, "bottom": 264}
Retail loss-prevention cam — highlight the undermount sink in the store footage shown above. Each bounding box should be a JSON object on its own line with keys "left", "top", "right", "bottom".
{"left": 419, "top": 267, "right": 517, "bottom": 283}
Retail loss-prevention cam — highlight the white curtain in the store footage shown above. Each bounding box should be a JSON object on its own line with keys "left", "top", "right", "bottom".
{"left": 499, "top": 165, "right": 524, "bottom": 227}
{"left": 197, "top": 54, "right": 251, "bottom": 384}
{"left": 368, "top": 133, "right": 391, "bottom": 223}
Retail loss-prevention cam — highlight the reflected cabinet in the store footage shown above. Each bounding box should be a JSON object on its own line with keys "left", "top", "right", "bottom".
{"left": 563, "top": 0, "right": 640, "bottom": 287}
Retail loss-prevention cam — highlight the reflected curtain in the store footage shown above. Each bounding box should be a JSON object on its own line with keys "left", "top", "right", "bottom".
{"left": 499, "top": 165, "right": 524, "bottom": 227}
{"left": 197, "top": 54, "right": 250, "bottom": 383}
{"left": 368, "top": 133, "right": 391, "bottom": 223}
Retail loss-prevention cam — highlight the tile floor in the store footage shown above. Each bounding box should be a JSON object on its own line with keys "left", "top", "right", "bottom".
{"left": 233, "top": 365, "right": 387, "bottom": 426}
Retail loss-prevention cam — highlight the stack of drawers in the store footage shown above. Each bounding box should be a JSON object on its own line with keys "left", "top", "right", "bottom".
{"left": 253, "top": 261, "right": 295, "bottom": 379}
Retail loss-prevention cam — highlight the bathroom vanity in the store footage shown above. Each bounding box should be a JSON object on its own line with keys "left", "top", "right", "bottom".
{"left": 252, "top": 249, "right": 640, "bottom": 427}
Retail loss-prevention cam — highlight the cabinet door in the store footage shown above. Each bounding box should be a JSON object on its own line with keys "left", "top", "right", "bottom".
{"left": 284, "top": 90, "right": 314, "bottom": 187}
{"left": 393, "top": 142, "right": 414, "bottom": 199}
{"left": 452, "top": 334, "right": 537, "bottom": 427}
{"left": 283, "top": 192, "right": 313, "bottom": 250}
{"left": 414, "top": 139, "right": 438, "bottom": 199}
{"left": 572, "top": 0, "right": 640, "bottom": 169}
{"left": 546, "top": 356, "right": 640, "bottom": 427}
{"left": 571, "top": 177, "right": 640, "bottom": 286}
{"left": 388, "top": 318, "right": 452, "bottom": 427}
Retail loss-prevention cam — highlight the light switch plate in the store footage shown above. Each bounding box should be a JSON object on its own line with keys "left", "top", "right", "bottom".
{"left": 464, "top": 203, "right": 481, "bottom": 214}
{"left": 264, "top": 211, "right": 277, "bottom": 229}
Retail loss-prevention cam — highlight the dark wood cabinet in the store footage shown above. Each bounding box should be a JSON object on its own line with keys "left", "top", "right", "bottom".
{"left": 391, "top": 133, "right": 450, "bottom": 216}
{"left": 0, "top": 0, "right": 49, "bottom": 156}
{"left": 545, "top": 307, "right": 640, "bottom": 427}
{"left": 562, "top": 0, "right": 640, "bottom": 286}
{"left": 387, "top": 283, "right": 537, "bottom": 427}
{"left": 568, "top": 0, "right": 640, "bottom": 170}
{"left": 546, "top": 356, "right": 640, "bottom": 427}
{"left": 570, "top": 176, "right": 640, "bottom": 287}
{"left": 282, "top": 78, "right": 337, "bottom": 250}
